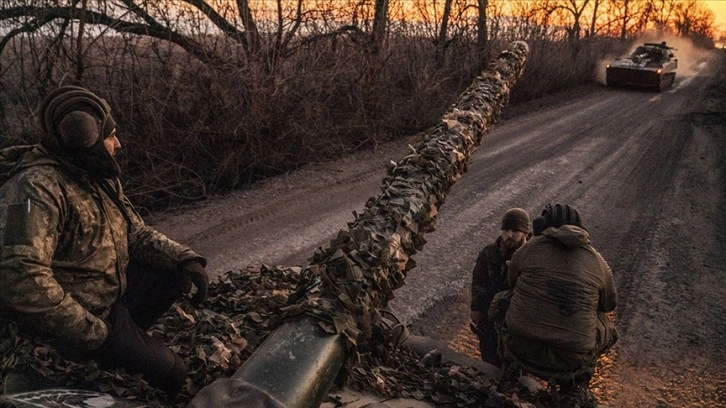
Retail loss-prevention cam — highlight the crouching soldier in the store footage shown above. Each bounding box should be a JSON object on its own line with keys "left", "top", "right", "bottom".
{"left": 500, "top": 204, "right": 618, "bottom": 407}
{"left": 470, "top": 208, "right": 531, "bottom": 368}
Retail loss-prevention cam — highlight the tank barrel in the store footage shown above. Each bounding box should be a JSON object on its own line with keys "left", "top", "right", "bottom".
{"left": 189, "top": 40, "right": 529, "bottom": 408}
{"left": 231, "top": 316, "right": 347, "bottom": 407}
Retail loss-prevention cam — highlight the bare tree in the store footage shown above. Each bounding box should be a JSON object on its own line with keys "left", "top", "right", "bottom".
{"left": 644, "top": 0, "right": 678, "bottom": 34}
{"left": 587, "top": 0, "right": 601, "bottom": 36}
{"left": 547, "top": 0, "right": 591, "bottom": 40}
{"left": 237, "top": 0, "right": 261, "bottom": 55}
{"left": 0, "top": 0, "right": 366, "bottom": 71}
{"left": 1, "top": 1, "right": 236, "bottom": 66}
{"left": 672, "top": 0, "right": 714, "bottom": 37}
{"left": 437, "top": 0, "right": 454, "bottom": 49}
{"left": 599, "top": 0, "right": 648, "bottom": 39}
{"left": 505, "top": 0, "right": 561, "bottom": 41}
{"left": 476, "top": 0, "right": 489, "bottom": 65}
{"left": 372, "top": 0, "right": 389, "bottom": 52}
{"left": 616, "top": 0, "right": 634, "bottom": 39}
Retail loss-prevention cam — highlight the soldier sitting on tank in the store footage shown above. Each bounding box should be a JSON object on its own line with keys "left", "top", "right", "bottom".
{"left": 0, "top": 86, "right": 209, "bottom": 399}
{"left": 649, "top": 49, "right": 663, "bottom": 62}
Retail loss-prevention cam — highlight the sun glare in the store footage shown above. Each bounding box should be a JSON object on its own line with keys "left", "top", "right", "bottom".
{"left": 703, "top": 0, "right": 726, "bottom": 38}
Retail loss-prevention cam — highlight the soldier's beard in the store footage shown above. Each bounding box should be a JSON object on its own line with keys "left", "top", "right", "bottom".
{"left": 41, "top": 133, "right": 121, "bottom": 179}
{"left": 500, "top": 237, "right": 524, "bottom": 261}
{"left": 70, "top": 144, "right": 121, "bottom": 179}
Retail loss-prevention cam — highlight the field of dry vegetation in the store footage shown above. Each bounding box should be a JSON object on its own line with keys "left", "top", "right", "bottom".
{"left": 0, "top": 1, "right": 717, "bottom": 212}
{"left": 0, "top": 35, "right": 625, "bottom": 211}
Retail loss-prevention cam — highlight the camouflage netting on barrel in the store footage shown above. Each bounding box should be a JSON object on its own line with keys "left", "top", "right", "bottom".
{"left": 0, "top": 42, "right": 530, "bottom": 408}
{"left": 275, "top": 40, "right": 529, "bottom": 353}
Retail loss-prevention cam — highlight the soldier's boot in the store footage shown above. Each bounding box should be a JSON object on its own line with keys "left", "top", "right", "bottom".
{"left": 495, "top": 359, "right": 522, "bottom": 393}
{"left": 559, "top": 372, "right": 596, "bottom": 408}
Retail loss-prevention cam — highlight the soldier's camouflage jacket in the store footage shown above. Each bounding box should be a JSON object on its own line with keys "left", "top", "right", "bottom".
{"left": 0, "top": 145, "right": 205, "bottom": 351}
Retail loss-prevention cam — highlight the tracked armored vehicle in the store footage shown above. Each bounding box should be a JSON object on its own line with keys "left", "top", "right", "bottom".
{"left": 606, "top": 42, "right": 677, "bottom": 91}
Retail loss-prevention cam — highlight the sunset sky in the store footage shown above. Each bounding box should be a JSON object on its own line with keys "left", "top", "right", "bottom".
{"left": 703, "top": 0, "right": 726, "bottom": 37}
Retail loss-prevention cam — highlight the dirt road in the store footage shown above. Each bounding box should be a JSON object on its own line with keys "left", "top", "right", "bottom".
{"left": 152, "top": 50, "right": 726, "bottom": 406}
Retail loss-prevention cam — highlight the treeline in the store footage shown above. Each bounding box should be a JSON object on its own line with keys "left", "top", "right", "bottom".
{"left": 0, "top": 0, "right": 717, "bottom": 211}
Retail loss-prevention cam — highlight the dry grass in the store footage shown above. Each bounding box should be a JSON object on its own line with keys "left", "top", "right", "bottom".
{"left": 1, "top": 34, "right": 625, "bottom": 211}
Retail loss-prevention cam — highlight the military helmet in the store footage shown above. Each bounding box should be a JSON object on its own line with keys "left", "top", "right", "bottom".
{"left": 38, "top": 86, "right": 121, "bottom": 178}
{"left": 39, "top": 85, "right": 117, "bottom": 149}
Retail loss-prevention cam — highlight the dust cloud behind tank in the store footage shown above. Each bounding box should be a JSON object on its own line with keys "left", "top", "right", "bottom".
{"left": 606, "top": 42, "right": 678, "bottom": 92}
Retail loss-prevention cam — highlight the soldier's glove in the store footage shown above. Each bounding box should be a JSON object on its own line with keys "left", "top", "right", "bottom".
{"left": 179, "top": 260, "right": 209, "bottom": 307}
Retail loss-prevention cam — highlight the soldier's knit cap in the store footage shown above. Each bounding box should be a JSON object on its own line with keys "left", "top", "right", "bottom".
{"left": 501, "top": 207, "right": 531, "bottom": 233}
{"left": 38, "top": 86, "right": 116, "bottom": 149}
{"left": 533, "top": 203, "right": 583, "bottom": 235}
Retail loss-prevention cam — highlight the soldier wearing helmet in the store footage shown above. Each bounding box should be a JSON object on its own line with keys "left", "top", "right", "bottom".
{"left": 0, "top": 86, "right": 209, "bottom": 399}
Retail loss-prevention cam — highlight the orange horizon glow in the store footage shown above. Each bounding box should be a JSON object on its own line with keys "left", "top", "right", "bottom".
{"left": 204, "top": 0, "right": 726, "bottom": 40}
{"left": 703, "top": 0, "right": 726, "bottom": 38}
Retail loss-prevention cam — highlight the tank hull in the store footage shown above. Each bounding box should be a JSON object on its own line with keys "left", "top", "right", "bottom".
{"left": 606, "top": 66, "right": 676, "bottom": 91}
{"left": 605, "top": 42, "right": 678, "bottom": 92}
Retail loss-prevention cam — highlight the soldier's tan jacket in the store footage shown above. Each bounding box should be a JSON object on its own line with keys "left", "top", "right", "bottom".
{"left": 0, "top": 145, "right": 204, "bottom": 351}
